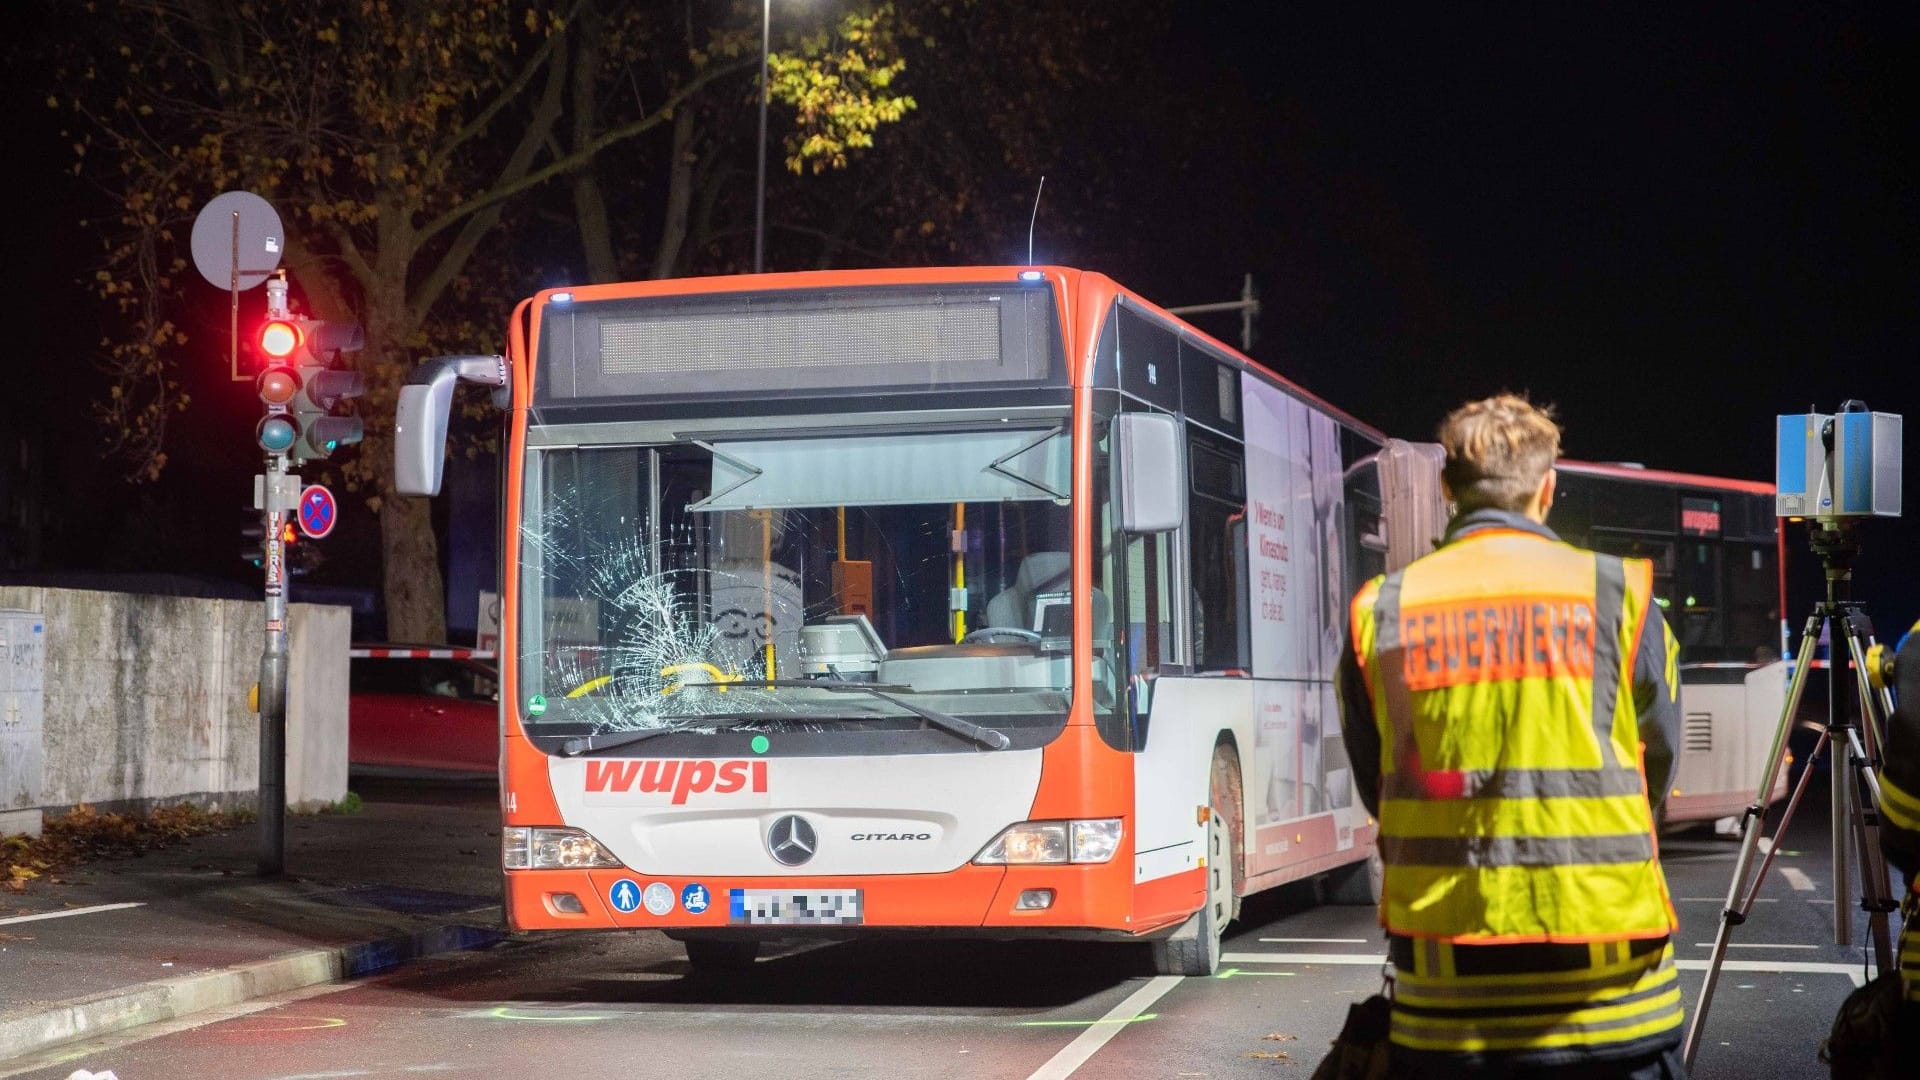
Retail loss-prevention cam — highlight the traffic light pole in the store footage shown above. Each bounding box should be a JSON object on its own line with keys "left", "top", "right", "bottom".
{"left": 256, "top": 451, "right": 290, "bottom": 876}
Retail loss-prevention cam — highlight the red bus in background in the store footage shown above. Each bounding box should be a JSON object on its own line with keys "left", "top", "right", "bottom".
{"left": 1549, "top": 461, "right": 1790, "bottom": 825}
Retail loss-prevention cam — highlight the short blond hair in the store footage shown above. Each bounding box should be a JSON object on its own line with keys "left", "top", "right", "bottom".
{"left": 1438, "top": 394, "right": 1562, "bottom": 513}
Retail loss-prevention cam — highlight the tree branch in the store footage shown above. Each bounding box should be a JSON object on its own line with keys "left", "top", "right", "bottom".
{"left": 425, "top": 0, "right": 585, "bottom": 179}
{"left": 413, "top": 55, "right": 756, "bottom": 250}
{"left": 409, "top": 20, "right": 573, "bottom": 325}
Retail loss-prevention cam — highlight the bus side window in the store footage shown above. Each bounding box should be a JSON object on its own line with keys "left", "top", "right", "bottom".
{"left": 1189, "top": 428, "right": 1249, "bottom": 673}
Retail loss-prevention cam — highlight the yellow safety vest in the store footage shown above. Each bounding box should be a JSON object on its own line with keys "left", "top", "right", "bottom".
{"left": 1883, "top": 771, "right": 1920, "bottom": 1005}
{"left": 1351, "top": 527, "right": 1678, "bottom": 944}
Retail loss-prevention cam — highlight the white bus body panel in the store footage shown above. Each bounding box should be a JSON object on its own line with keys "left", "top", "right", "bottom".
{"left": 549, "top": 750, "right": 1043, "bottom": 876}
{"left": 1133, "top": 678, "right": 1253, "bottom": 887}
{"left": 1665, "top": 661, "right": 1789, "bottom": 824}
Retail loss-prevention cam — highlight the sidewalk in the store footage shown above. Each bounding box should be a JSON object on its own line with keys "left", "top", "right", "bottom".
{"left": 0, "top": 779, "right": 506, "bottom": 1063}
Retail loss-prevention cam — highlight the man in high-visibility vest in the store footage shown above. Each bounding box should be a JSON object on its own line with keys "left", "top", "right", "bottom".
{"left": 1337, "top": 394, "right": 1686, "bottom": 1078}
{"left": 1883, "top": 624, "right": 1920, "bottom": 1011}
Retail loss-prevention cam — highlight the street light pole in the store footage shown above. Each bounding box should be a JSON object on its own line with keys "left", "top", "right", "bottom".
{"left": 754, "top": 0, "right": 770, "bottom": 273}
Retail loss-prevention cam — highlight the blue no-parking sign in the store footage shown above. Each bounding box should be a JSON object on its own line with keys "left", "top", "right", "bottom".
{"left": 297, "top": 484, "right": 337, "bottom": 540}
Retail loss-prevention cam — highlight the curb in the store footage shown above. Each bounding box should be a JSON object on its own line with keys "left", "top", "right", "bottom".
{"left": 0, "top": 916, "right": 505, "bottom": 1063}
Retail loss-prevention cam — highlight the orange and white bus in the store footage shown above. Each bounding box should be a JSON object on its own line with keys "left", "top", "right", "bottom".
{"left": 394, "top": 266, "right": 1448, "bottom": 974}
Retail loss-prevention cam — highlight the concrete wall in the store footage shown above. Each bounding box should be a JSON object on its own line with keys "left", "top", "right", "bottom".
{"left": 0, "top": 588, "right": 348, "bottom": 836}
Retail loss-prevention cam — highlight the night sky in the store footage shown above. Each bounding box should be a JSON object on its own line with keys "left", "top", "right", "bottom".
{"left": 4, "top": 3, "right": 1915, "bottom": 627}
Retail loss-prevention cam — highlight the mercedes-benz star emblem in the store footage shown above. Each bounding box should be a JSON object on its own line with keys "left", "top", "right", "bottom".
{"left": 767, "top": 815, "right": 817, "bottom": 867}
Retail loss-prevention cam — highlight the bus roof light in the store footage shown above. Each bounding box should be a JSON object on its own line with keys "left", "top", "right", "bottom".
{"left": 1017, "top": 270, "right": 1045, "bottom": 282}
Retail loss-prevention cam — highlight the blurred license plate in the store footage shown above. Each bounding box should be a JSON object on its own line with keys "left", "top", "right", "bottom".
{"left": 729, "top": 889, "right": 863, "bottom": 926}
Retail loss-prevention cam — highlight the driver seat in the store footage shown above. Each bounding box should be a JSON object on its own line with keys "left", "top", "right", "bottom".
{"left": 986, "top": 552, "right": 1110, "bottom": 640}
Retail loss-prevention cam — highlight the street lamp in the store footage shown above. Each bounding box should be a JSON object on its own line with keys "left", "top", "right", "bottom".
{"left": 754, "top": 0, "right": 770, "bottom": 274}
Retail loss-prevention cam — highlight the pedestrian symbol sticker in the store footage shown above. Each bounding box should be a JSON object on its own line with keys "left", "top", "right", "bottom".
{"left": 643, "top": 882, "right": 674, "bottom": 916}
{"left": 609, "top": 878, "right": 642, "bottom": 914}
{"left": 681, "top": 882, "right": 711, "bottom": 915}
{"left": 296, "top": 484, "right": 337, "bottom": 540}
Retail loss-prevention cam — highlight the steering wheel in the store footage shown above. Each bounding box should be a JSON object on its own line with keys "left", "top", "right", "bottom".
{"left": 961, "top": 627, "right": 1043, "bottom": 646}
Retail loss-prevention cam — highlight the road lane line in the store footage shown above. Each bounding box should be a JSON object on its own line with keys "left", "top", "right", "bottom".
{"left": 1258, "top": 937, "right": 1368, "bottom": 944}
{"left": 1781, "top": 867, "right": 1816, "bottom": 891}
{"left": 1692, "top": 942, "right": 1818, "bottom": 949}
{"left": 0, "top": 902, "right": 145, "bottom": 926}
{"left": 1675, "top": 958, "right": 1871, "bottom": 987}
{"left": 1025, "top": 975, "right": 1182, "bottom": 1080}
{"left": 1223, "top": 952, "right": 1385, "bottom": 966}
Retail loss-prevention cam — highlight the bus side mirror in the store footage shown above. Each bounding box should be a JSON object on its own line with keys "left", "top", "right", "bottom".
{"left": 1113, "top": 412, "right": 1186, "bottom": 534}
{"left": 394, "top": 354, "right": 509, "bottom": 497}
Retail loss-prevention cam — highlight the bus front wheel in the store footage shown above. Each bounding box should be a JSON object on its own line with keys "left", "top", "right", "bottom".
{"left": 1150, "top": 747, "right": 1241, "bottom": 976}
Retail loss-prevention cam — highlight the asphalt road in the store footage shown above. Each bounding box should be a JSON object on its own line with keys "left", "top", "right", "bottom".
{"left": 7, "top": 778, "right": 1888, "bottom": 1080}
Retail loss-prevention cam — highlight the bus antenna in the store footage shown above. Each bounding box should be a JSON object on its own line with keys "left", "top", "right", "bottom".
{"left": 1026, "top": 176, "right": 1046, "bottom": 265}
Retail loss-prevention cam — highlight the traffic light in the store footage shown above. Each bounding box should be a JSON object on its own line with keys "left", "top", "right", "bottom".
{"left": 288, "top": 319, "right": 365, "bottom": 464}
{"left": 255, "top": 321, "right": 302, "bottom": 455}
{"left": 252, "top": 315, "right": 365, "bottom": 463}
{"left": 240, "top": 509, "right": 267, "bottom": 567}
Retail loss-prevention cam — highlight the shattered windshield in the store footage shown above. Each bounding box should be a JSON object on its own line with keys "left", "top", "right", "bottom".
{"left": 517, "top": 430, "right": 1078, "bottom": 739}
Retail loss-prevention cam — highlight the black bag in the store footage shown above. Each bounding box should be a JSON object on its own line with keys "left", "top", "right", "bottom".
{"left": 1311, "top": 992, "right": 1394, "bottom": 1080}
{"left": 1819, "top": 969, "right": 1914, "bottom": 1079}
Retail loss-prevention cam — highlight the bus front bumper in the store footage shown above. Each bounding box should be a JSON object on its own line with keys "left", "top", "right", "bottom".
{"left": 504, "top": 860, "right": 1143, "bottom": 934}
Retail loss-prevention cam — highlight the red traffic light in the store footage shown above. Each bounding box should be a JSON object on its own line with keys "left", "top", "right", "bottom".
{"left": 256, "top": 366, "right": 300, "bottom": 407}
{"left": 260, "top": 320, "right": 302, "bottom": 359}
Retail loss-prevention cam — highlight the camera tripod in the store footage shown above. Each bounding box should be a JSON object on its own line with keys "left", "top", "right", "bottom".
{"left": 1681, "top": 522, "right": 1902, "bottom": 1070}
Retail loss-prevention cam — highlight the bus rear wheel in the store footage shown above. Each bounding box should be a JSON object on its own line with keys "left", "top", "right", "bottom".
{"left": 1150, "top": 747, "right": 1241, "bottom": 976}
{"left": 1323, "top": 842, "right": 1384, "bottom": 906}
{"left": 684, "top": 938, "right": 760, "bottom": 973}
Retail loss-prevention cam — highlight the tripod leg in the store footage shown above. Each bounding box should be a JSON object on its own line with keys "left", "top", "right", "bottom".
{"left": 1846, "top": 729, "right": 1897, "bottom": 973}
{"left": 1745, "top": 728, "right": 1831, "bottom": 909}
{"left": 1682, "top": 611, "right": 1826, "bottom": 1070}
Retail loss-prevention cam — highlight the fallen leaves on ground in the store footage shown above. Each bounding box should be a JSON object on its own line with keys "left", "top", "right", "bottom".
{"left": 0, "top": 803, "right": 254, "bottom": 892}
{"left": 1262, "top": 1033, "right": 1298, "bottom": 1041}
{"left": 1246, "top": 1050, "right": 1291, "bottom": 1060}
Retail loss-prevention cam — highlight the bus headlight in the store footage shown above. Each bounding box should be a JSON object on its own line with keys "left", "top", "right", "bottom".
{"left": 503, "top": 827, "right": 623, "bottom": 870}
{"left": 974, "top": 819, "right": 1123, "bottom": 865}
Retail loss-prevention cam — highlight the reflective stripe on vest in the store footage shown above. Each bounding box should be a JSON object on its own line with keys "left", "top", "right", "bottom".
{"left": 1902, "top": 881, "right": 1920, "bottom": 1005}
{"left": 1390, "top": 943, "right": 1684, "bottom": 1054}
{"left": 1351, "top": 529, "right": 1677, "bottom": 943}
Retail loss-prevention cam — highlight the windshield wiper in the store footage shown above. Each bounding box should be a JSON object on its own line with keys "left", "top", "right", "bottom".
{"left": 559, "top": 716, "right": 762, "bottom": 757}
{"left": 718, "top": 679, "right": 1012, "bottom": 750}
{"left": 555, "top": 681, "right": 1011, "bottom": 756}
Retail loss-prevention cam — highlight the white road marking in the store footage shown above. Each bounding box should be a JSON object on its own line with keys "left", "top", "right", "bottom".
{"left": 1677, "top": 896, "right": 1775, "bottom": 903}
{"left": 0, "top": 901, "right": 145, "bottom": 926}
{"left": 1781, "top": 867, "right": 1816, "bottom": 891}
{"left": 1258, "top": 937, "right": 1368, "bottom": 944}
{"left": 1691, "top": 942, "right": 1818, "bottom": 950}
{"left": 1025, "top": 975, "right": 1182, "bottom": 1080}
{"left": 1676, "top": 958, "right": 1871, "bottom": 988}
{"left": 1223, "top": 952, "right": 1386, "bottom": 966}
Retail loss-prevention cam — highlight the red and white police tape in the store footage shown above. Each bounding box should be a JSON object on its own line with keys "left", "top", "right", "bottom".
{"left": 349, "top": 647, "right": 496, "bottom": 660}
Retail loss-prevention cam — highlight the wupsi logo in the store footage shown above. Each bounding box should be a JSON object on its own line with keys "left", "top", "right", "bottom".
{"left": 584, "top": 759, "right": 768, "bottom": 805}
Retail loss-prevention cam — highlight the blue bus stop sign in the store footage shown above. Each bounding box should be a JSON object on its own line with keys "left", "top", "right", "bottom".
{"left": 297, "top": 484, "right": 338, "bottom": 540}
